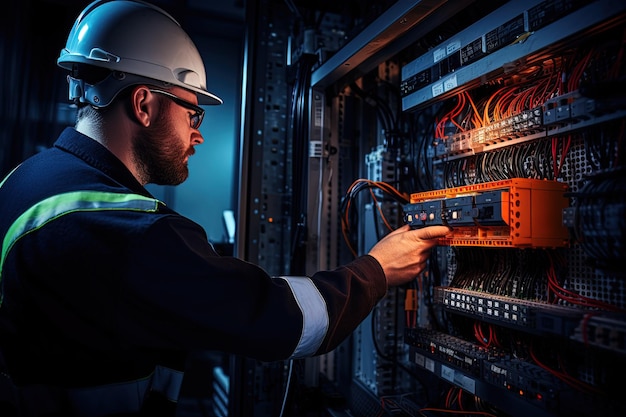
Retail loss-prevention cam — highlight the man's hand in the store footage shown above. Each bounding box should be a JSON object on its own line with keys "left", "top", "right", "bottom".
{"left": 367, "top": 224, "right": 451, "bottom": 287}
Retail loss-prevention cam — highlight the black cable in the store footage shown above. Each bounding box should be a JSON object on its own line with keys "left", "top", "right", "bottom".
{"left": 369, "top": 305, "right": 432, "bottom": 395}
{"left": 289, "top": 54, "right": 316, "bottom": 274}
{"left": 349, "top": 82, "right": 392, "bottom": 134}
{"left": 339, "top": 180, "right": 410, "bottom": 256}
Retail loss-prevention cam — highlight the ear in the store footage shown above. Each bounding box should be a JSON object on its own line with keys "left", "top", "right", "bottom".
{"left": 130, "top": 86, "right": 156, "bottom": 127}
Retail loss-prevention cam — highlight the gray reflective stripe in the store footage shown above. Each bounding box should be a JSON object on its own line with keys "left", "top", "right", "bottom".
{"left": 151, "top": 364, "right": 184, "bottom": 401}
{"left": 278, "top": 276, "right": 329, "bottom": 358}
{"left": 20, "top": 365, "right": 183, "bottom": 416}
{"left": 67, "top": 377, "right": 150, "bottom": 415}
{"left": 68, "top": 365, "right": 183, "bottom": 413}
{"left": 0, "top": 191, "right": 161, "bottom": 306}
{"left": 0, "top": 164, "right": 20, "bottom": 189}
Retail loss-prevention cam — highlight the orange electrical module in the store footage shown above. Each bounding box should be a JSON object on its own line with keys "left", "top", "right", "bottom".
{"left": 403, "top": 178, "right": 570, "bottom": 248}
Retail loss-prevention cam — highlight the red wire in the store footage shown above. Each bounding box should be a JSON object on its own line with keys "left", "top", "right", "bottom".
{"left": 529, "top": 344, "right": 603, "bottom": 395}
{"left": 445, "top": 387, "right": 455, "bottom": 408}
{"left": 491, "top": 327, "right": 499, "bottom": 347}
{"left": 546, "top": 253, "right": 626, "bottom": 312}
{"left": 418, "top": 408, "right": 498, "bottom": 417}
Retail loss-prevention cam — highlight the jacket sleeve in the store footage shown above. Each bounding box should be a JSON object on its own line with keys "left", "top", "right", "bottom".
{"left": 310, "top": 254, "right": 388, "bottom": 355}
{"left": 122, "top": 215, "right": 388, "bottom": 362}
{"left": 277, "top": 254, "right": 387, "bottom": 358}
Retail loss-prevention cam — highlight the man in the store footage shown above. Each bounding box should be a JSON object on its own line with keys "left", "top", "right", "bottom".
{"left": 0, "top": 1, "right": 450, "bottom": 415}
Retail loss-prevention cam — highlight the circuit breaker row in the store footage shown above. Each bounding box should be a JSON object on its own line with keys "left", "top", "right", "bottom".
{"left": 403, "top": 178, "right": 569, "bottom": 247}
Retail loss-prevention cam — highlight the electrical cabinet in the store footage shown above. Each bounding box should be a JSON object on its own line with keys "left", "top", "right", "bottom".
{"left": 238, "top": 0, "right": 626, "bottom": 415}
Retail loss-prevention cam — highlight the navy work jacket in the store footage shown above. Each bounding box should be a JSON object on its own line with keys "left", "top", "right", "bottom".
{"left": 0, "top": 127, "right": 387, "bottom": 388}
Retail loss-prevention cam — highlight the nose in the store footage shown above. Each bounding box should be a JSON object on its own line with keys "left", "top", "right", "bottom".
{"left": 192, "top": 132, "right": 204, "bottom": 146}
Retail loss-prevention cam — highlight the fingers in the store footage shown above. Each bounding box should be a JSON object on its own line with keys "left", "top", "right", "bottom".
{"left": 367, "top": 224, "right": 452, "bottom": 287}
{"left": 412, "top": 225, "right": 452, "bottom": 240}
{"left": 385, "top": 224, "right": 411, "bottom": 237}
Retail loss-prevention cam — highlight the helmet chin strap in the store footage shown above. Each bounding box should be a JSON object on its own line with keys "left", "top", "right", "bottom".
{"left": 67, "top": 72, "right": 171, "bottom": 108}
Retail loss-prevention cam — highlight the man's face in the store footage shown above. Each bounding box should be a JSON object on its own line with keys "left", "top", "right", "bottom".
{"left": 132, "top": 89, "right": 204, "bottom": 185}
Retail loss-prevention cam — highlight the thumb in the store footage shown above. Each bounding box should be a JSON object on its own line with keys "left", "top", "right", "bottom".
{"left": 413, "top": 225, "right": 452, "bottom": 240}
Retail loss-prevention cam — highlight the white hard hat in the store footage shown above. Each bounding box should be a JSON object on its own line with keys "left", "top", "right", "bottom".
{"left": 57, "top": 0, "right": 223, "bottom": 106}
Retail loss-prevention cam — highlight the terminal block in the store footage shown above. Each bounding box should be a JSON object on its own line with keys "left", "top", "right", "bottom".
{"left": 403, "top": 178, "right": 569, "bottom": 247}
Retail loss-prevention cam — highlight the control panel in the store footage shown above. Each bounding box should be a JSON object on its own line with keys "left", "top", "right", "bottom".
{"left": 403, "top": 178, "right": 569, "bottom": 247}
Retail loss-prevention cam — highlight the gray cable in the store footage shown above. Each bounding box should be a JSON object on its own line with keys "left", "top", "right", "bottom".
{"left": 278, "top": 359, "right": 294, "bottom": 417}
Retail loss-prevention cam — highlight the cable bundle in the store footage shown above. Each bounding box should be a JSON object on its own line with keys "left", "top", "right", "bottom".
{"left": 339, "top": 179, "right": 409, "bottom": 257}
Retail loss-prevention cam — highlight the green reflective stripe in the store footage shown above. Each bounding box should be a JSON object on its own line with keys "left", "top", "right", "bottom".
{"left": 0, "top": 191, "right": 162, "bottom": 307}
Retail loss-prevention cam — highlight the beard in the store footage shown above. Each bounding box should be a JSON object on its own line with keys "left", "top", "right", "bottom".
{"left": 132, "top": 116, "right": 194, "bottom": 185}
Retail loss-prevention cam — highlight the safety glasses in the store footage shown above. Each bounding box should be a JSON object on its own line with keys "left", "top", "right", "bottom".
{"left": 149, "top": 89, "right": 205, "bottom": 129}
